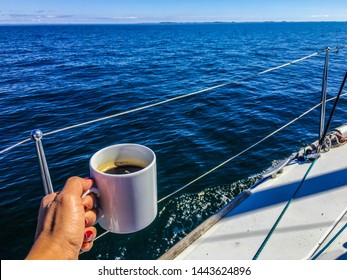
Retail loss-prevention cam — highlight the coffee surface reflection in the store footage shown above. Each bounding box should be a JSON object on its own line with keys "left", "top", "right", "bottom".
{"left": 105, "top": 164, "right": 144, "bottom": 175}
{"left": 99, "top": 161, "right": 145, "bottom": 175}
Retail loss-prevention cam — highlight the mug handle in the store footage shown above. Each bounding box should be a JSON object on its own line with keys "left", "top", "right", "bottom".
{"left": 82, "top": 186, "right": 99, "bottom": 198}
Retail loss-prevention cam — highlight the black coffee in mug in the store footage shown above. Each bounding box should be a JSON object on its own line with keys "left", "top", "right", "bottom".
{"left": 105, "top": 164, "right": 143, "bottom": 175}
{"left": 98, "top": 161, "right": 145, "bottom": 175}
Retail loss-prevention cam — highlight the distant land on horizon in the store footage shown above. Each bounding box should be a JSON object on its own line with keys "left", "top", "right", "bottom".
{"left": 1, "top": 20, "right": 347, "bottom": 26}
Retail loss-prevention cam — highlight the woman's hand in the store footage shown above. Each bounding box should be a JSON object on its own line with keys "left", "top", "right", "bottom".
{"left": 26, "top": 177, "right": 97, "bottom": 260}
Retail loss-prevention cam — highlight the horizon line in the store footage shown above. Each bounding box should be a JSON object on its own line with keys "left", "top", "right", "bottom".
{"left": 1, "top": 20, "right": 347, "bottom": 26}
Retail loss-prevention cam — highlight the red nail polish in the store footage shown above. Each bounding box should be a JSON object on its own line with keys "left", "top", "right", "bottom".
{"left": 84, "top": 230, "right": 93, "bottom": 240}
{"left": 84, "top": 205, "right": 88, "bottom": 211}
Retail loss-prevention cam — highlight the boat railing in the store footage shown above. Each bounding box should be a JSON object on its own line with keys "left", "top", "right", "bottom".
{"left": 1, "top": 46, "right": 346, "bottom": 243}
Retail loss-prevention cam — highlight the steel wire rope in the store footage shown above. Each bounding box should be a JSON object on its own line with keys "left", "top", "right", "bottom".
{"left": 95, "top": 92, "right": 347, "bottom": 242}
{"left": 1, "top": 47, "right": 346, "bottom": 244}
{"left": 37, "top": 51, "right": 327, "bottom": 137}
{"left": 253, "top": 72, "right": 347, "bottom": 260}
{"left": 0, "top": 49, "right": 330, "bottom": 157}
{"left": 3, "top": 46, "right": 347, "bottom": 156}
{"left": 0, "top": 48, "right": 346, "bottom": 201}
{"left": 158, "top": 92, "right": 347, "bottom": 203}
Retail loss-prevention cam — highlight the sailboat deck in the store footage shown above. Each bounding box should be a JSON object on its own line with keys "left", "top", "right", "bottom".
{"left": 163, "top": 143, "right": 347, "bottom": 260}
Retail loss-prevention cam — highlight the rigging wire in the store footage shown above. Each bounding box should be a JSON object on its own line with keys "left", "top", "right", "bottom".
{"left": 3, "top": 46, "right": 347, "bottom": 156}
{"left": 1, "top": 46, "right": 346, "bottom": 245}
{"left": 1, "top": 92, "right": 346, "bottom": 201}
{"left": 319, "top": 71, "right": 347, "bottom": 148}
{"left": 252, "top": 70, "right": 347, "bottom": 260}
{"left": 39, "top": 51, "right": 326, "bottom": 137}
{"left": 95, "top": 92, "right": 347, "bottom": 242}
{"left": 0, "top": 47, "right": 346, "bottom": 204}
{"left": 158, "top": 92, "right": 347, "bottom": 203}
{"left": 1, "top": 51, "right": 347, "bottom": 203}
{"left": 0, "top": 138, "right": 32, "bottom": 155}
{"left": 0, "top": 48, "right": 330, "bottom": 156}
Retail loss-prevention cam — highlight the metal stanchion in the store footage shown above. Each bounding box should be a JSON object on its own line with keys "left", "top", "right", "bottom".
{"left": 31, "top": 129, "right": 54, "bottom": 195}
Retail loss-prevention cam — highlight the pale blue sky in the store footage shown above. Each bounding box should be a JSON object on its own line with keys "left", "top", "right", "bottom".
{"left": 1, "top": 0, "right": 347, "bottom": 24}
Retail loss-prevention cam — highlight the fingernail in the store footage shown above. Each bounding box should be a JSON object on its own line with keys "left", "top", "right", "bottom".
{"left": 84, "top": 205, "right": 88, "bottom": 211}
{"left": 84, "top": 177, "right": 93, "bottom": 181}
{"left": 84, "top": 230, "right": 93, "bottom": 240}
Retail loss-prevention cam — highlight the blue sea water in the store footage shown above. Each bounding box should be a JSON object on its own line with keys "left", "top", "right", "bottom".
{"left": 0, "top": 22, "right": 346, "bottom": 260}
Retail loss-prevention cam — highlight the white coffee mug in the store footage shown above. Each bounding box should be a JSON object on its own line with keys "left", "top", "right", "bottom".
{"left": 89, "top": 143, "right": 157, "bottom": 234}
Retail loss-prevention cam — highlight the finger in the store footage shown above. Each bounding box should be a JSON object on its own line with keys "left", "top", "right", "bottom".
{"left": 80, "top": 241, "right": 94, "bottom": 253}
{"left": 81, "top": 226, "right": 97, "bottom": 253}
{"left": 61, "top": 176, "right": 94, "bottom": 197}
{"left": 41, "top": 193, "right": 58, "bottom": 208}
{"left": 39, "top": 192, "right": 59, "bottom": 228}
{"left": 83, "top": 227, "right": 97, "bottom": 242}
{"left": 82, "top": 192, "right": 97, "bottom": 211}
{"left": 35, "top": 193, "right": 58, "bottom": 240}
{"left": 84, "top": 209, "right": 97, "bottom": 227}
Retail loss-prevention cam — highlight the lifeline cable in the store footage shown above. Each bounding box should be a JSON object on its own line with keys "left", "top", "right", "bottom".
{"left": 252, "top": 72, "right": 347, "bottom": 260}
{"left": 158, "top": 92, "right": 347, "bottom": 203}
{"left": 0, "top": 47, "right": 342, "bottom": 245}
{"left": 2, "top": 46, "right": 347, "bottom": 156}
{"left": 0, "top": 49, "right": 329, "bottom": 156}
